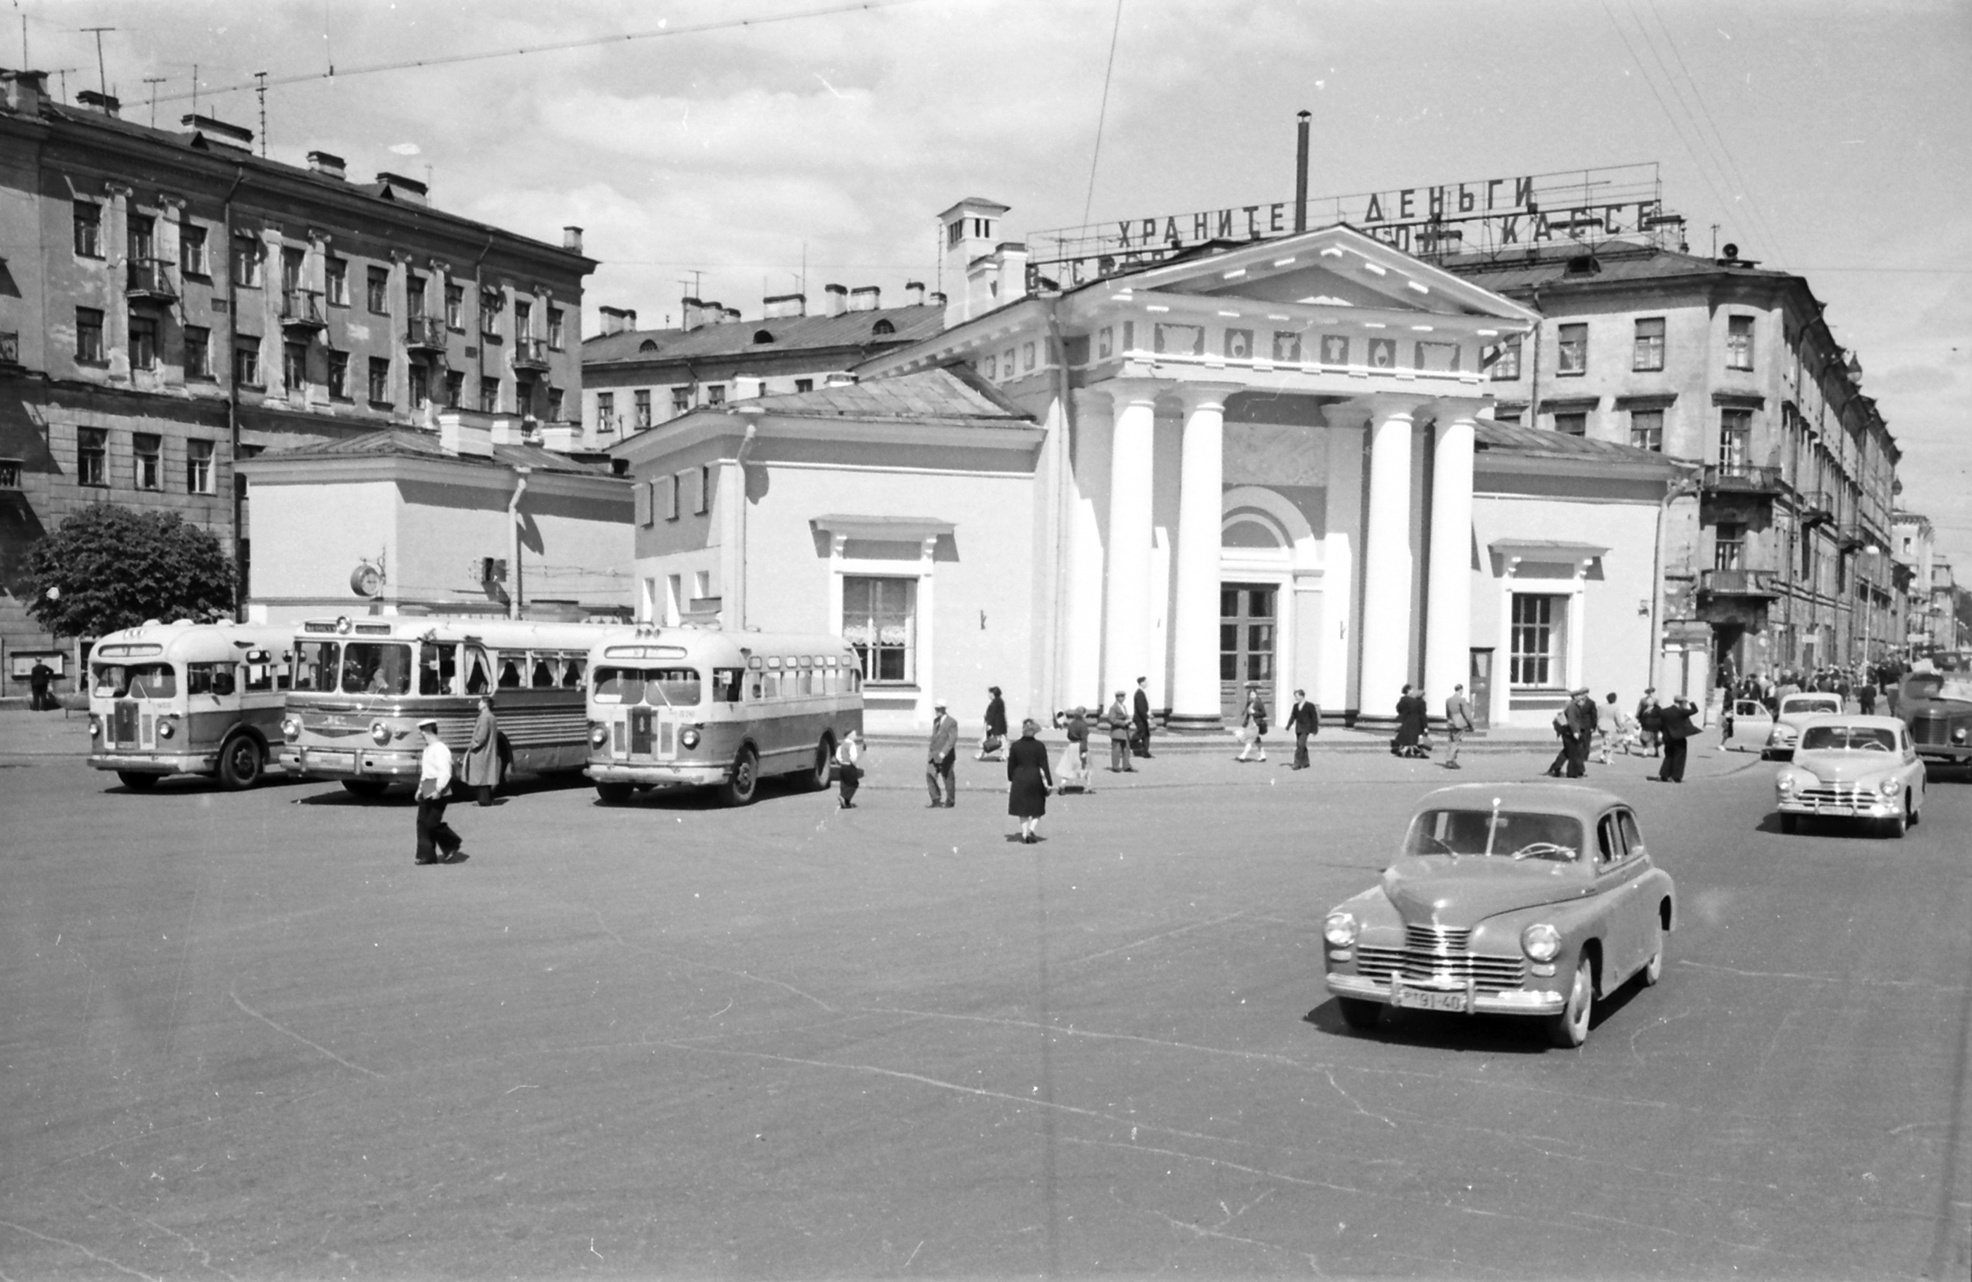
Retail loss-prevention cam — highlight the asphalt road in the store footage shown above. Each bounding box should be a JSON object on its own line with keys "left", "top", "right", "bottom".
{"left": 2, "top": 733, "right": 1968, "bottom": 1280}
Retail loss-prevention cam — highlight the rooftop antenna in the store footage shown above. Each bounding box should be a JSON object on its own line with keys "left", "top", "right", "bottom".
{"left": 1711, "top": 223, "right": 1719, "bottom": 259}
{"left": 79, "top": 26, "right": 112, "bottom": 99}
{"left": 142, "top": 75, "right": 165, "bottom": 127}
{"left": 254, "top": 71, "right": 267, "bottom": 156}
{"left": 192, "top": 63, "right": 198, "bottom": 118}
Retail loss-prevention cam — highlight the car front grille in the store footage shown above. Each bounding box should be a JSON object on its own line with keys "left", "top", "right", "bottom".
{"left": 1355, "top": 923, "right": 1528, "bottom": 992}
{"left": 1794, "top": 783, "right": 1883, "bottom": 806}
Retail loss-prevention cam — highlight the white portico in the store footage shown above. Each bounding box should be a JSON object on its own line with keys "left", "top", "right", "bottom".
{"left": 863, "top": 215, "right": 1538, "bottom": 727}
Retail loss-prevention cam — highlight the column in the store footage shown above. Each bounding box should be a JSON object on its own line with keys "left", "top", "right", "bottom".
{"left": 1320, "top": 423, "right": 1364, "bottom": 714}
{"left": 1356, "top": 396, "right": 1423, "bottom": 722}
{"left": 1169, "top": 383, "right": 1241, "bottom": 729}
{"left": 1423, "top": 402, "right": 1479, "bottom": 712}
{"left": 1063, "top": 388, "right": 1112, "bottom": 709}
{"left": 1101, "top": 378, "right": 1165, "bottom": 701}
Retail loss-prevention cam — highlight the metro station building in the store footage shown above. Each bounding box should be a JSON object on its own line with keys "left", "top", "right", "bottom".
{"left": 612, "top": 201, "right": 1680, "bottom": 732}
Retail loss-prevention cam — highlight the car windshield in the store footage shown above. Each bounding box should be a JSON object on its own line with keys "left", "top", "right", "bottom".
{"left": 1800, "top": 725, "right": 1897, "bottom": 752}
{"left": 1782, "top": 696, "right": 1842, "bottom": 717}
{"left": 1905, "top": 674, "right": 1972, "bottom": 704}
{"left": 1402, "top": 809, "right": 1584, "bottom": 862}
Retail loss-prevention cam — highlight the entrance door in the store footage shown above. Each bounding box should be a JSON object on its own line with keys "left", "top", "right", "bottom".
{"left": 1220, "top": 583, "right": 1277, "bottom": 720}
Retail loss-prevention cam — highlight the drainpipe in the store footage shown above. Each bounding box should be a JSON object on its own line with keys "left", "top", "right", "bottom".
{"left": 1526, "top": 284, "right": 1544, "bottom": 429}
{"left": 221, "top": 165, "right": 248, "bottom": 616}
{"left": 732, "top": 417, "right": 760, "bottom": 629}
{"left": 507, "top": 467, "right": 530, "bottom": 619}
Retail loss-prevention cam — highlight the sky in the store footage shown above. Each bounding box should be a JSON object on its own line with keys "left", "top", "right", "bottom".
{"left": 16, "top": 0, "right": 1972, "bottom": 570}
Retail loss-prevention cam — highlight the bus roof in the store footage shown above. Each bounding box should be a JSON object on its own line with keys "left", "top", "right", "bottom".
{"left": 295, "top": 617, "right": 623, "bottom": 648}
{"left": 91, "top": 620, "right": 294, "bottom": 660}
{"left": 587, "top": 626, "right": 857, "bottom": 665}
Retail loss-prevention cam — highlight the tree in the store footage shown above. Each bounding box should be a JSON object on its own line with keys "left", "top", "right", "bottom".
{"left": 23, "top": 504, "right": 235, "bottom": 638}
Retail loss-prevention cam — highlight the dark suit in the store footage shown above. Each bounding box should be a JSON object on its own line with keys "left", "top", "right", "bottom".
{"left": 1131, "top": 687, "right": 1152, "bottom": 757}
{"left": 1288, "top": 699, "right": 1320, "bottom": 768}
{"left": 1656, "top": 701, "right": 1697, "bottom": 782}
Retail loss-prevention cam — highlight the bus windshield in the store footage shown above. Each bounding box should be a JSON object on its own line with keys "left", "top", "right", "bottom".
{"left": 93, "top": 663, "right": 176, "bottom": 699}
{"left": 593, "top": 666, "right": 701, "bottom": 707}
{"left": 292, "top": 640, "right": 414, "bottom": 694}
{"left": 1906, "top": 673, "right": 1972, "bottom": 704}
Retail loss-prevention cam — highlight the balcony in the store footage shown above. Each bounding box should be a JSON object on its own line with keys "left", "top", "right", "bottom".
{"left": 1701, "top": 462, "right": 1784, "bottom": 494}
{"left": 125, "top": 257, "right": 177, "bottom": 302}
{"left": 1699, "top": 567, "right": 1780, "bottom": 598}
{"left": 513, "top": 335, "right": 552, "bottom": 370}
{"left": 280, "top": 289, "right": 327, "bottom": 331}
{"left": 1796, "top": 489, "right": 1835, "bottom": 527}
{"left": 1837, "top": 524, "right": 1870, "bottom": 552}
{"left": 405, "top": 315, "right": 449, "bottom": 353}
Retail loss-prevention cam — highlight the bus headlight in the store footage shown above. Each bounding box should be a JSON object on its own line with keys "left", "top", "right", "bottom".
{"left": 370, "top": 721, "right": 391, "bottom": 746}
{"left": 157, "top": 719, "right": 174, "bottom": 739}
{"left": 1323, "top": 911, "right": 1358, "bottom": 947}
{"left": 282, "top": 717, "right": 300, "bottom": 741}
{"left": 1521, "top": 922, "right": 1562, "bottom": 963}
{"left": 680, "top": 727, "right": 701, "bottom": 750}
{"left": 88, "top": 715, "right": 100, "bottom": 737}
{"left": 1954, "top": 728, "right": 1969, "bottom": 744}
{"left": 589, "top": 723, "right": 608, "bottom": 747}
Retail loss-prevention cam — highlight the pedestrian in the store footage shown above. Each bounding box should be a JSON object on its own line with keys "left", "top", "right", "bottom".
{"left": 1858, "top": 682, "right": 1877, "bottom": 715}
{"left": 977, "top": 686, "right": 1008, "bottom": 761}
{"left": 1235, "top": 684, "right": 1268, "bottom": 762}
{"left": 1637, "top": 689, "right": 1663, "bottom": 757}
{"left": 1131, "top": 676, "right": 1153, "bottom": 759}
{"left": 926, "top": 700, "right": 958, "bottom": 807}
{"left": 1565, "top": 687, "right": 1596, "bottom": 776}
{"left": 1546, "top": 702, "right": 1574, "bottom": 777}
{"left": 1288, "top": 688, "right": 1321, "bottom": 769}
{"left": 27, "top": 659, "right": 55, "bottom": 711}
{"left": 1392, "top": 684, "right": 1429, "bottom": 757}
{"left": 1052, "top": 706, "right": 1092, "bottom": 792}
{"left": 1443, "top": 683, "right": 1475, "bottom": 769}
{"left": 835, "top": 729, "right": 865, "bottom": 809}
{"left": 414, "top": 717, "right": 464, "bottom": 865}
{"left": 1006, "top": 717, "right": 1054, "bottom": 844}
{"left": 463, "top": 695, "right": 500, "bottom": 806}
{"left": 1655, "top": 696, "right": 1699, "bottom": 783}
{"left": 1102, "top": 690, "right": 1135, "bottom": 772}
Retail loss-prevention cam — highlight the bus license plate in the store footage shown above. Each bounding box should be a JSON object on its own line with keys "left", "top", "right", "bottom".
{"left": 308, "top": 750, "right": 355, "bottom": 771}
{"left": 1394, "top": 985, "right": 1469, "bottom": 1014}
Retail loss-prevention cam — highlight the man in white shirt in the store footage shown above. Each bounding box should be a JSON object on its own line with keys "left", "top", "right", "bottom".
{"left": 415, "top": 717, "right": 463, "bottom": 865}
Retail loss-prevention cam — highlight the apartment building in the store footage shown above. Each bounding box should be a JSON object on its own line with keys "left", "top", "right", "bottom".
{"left": 0, "top": 69, "right": 593, "bottom": 688}
{"left": 1445, "top": 239, "right": 1901, "bottom": 683}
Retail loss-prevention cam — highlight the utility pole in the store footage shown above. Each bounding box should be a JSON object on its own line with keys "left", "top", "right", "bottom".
{"left": 254, "top": 71, "right": 267, "bottom": 156}
{"left": 143, "top": 76, "right": 166, "bottom": 127}
{"left": 80, "top": 26, "right": 113, "bottom": 99}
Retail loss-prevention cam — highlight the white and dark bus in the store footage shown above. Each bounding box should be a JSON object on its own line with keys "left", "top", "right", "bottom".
{"left": 585, "top": 627, "right": 864, "bottom": 806}
{"left": 87, "top": 620, "right": 295, "bottom": 790}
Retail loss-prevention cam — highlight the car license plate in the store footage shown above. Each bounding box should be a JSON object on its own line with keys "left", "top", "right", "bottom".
{"left": 1393, "top": 985, "right": 1469, "bottom": 1014}
{"left": 1817, "top": 804, "right": 1854, "bottom": 817}
{"left": 308, "top": 750, "right": 355, "bottom": 771}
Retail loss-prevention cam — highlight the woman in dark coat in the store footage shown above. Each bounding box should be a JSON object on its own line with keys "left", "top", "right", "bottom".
{"left": 978, "top": 686, "right": 1009, "bottom": 760}
{"left": 1006, "top": 718, "right": 1054, "bottom": 843}
{"left": 1393, "top": 684, "right": 1429, "bottom": 757}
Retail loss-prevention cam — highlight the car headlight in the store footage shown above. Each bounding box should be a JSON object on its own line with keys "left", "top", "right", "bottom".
{"left": 1776, "top": 774, "right": 1796, "bottom": 792}
{"left": 589, "top": 723, "right": 609, "bottom": 747}
{"left": 1879, "top": 778, "right": 1899, "bottom": 797}
{"left": 282, "top": 717, "right": 300, "bottom": 741}
{"left": 157, "top": 719, "right": 174, "bottom": 739}
{"left": 680, "top": 727, "right": 701, "bottom": 750}
{"left": 1323, "top": 911, "right": 1359, "bottom": 947}
{"left": 370, "top": 720, "right": 391, "bottom": 746}
{"left": 1521, "top": 922, "right": 1562, "bottom": 962}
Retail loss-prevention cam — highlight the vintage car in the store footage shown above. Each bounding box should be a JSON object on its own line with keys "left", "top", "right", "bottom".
{"left": 1322, "top": 784, "right": 1675, "bottom": 1048}
{"left": 1762, "top": 691, "right": 1845, "bottom": 759}
{"left": 1723, "top": 698, "right": 1776, "bottom": 751}
{"left": 1899, "top": 670, "right": 1972, "bottom": 772}
{"left": 1774, "top": 714, "right": 1927, "bottom": 837}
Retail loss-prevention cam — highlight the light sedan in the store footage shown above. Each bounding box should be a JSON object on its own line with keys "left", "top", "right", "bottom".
{"left": 1775, "top": 715, "right": 1926, "bottom": 837}
{"left": 1763, "top": 692, "right": 1844, "bottom": 760}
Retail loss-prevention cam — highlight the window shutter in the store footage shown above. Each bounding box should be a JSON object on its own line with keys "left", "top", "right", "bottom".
{"left": 663, "top": 473, "right": 680, "bottom": 521}
{"left": 634, "top": 481, "right": 652, "bottom": 527}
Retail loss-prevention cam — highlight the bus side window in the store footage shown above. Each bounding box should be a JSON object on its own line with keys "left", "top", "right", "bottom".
{"left": 244, "top": 651, "right": 274, "bottom": 693}
{"left": 465, "top": 652, "right": 492, "bottom": 695}
{"left": 531, "top": 656, "right": 556, "bottom": 689}
{"left": 498, "top": 659, "right": 523, "bottom": 689}
{"left": 712, "top": 668, "right": 742, "bottom": 702}
{"left": 563, "top": 656, "right": 586, "bottom": 688}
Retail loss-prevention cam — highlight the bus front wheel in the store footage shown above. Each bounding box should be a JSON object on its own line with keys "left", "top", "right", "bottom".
{"left": 719, "top": 747, "right": 760, "bottom": 807}
{"left": 595, "top": 781, "right": 634, "bottom": 804}
{"left": 807, "top": 736, "right": 834, "bottom": 792}
{"left": 218, "top": 734, "right": 264, "bottom": 790}
{"left": 341, "top": 779, "right": 388, "bottom": 799}
{"left": 116, "top": 771, "right": 159, "bottom": 791}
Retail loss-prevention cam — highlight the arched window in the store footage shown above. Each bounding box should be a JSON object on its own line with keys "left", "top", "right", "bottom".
{"left": 871, "top": 319, "right": 895, "bottom": 336}
{"left": 638, "top": 339, "right": 659, "bottom": 353}
{"left": 753, "top": 329, "right": 775, "bottom": 344}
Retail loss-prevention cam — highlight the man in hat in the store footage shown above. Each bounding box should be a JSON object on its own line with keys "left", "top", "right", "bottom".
{"left": 926, "top": 699, "right": 959, "bottom": 807}
{"left": 1102, "top": 690, "right": 1135, "bottom": 772}
{"left": 1564, "top": 686, "right": 1598, "bottom": 777}
{"left": 1131, "top": 676, "right": 1153, "bottom": 759}
{"left": 414, "top": 717, "right": 464, "bottom": 865}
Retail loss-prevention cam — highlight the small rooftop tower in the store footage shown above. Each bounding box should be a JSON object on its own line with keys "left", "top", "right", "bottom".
{"left": 938, "top": 196, "right": 1011, "bottom": 329}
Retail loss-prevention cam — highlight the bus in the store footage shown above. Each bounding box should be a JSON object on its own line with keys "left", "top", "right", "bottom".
{"left": 87, "top": 620, "right": 296, "bottom": 790}
{"left": 279, "top": 615, "right": 622, "bottom": 796}
{"left": 1899, "top": 664, "right": 1972, "bottom": 771}
{"left": 585, "top": 626, "right": 863, "bottom": 806}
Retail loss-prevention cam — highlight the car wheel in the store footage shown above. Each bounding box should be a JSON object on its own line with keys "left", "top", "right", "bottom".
{"left": 718, "top": 746, "right": 760, "bottom": 807}
{"left": 1778, "top": 813, "right": 1797, "bottom": 835}
{"left": 1546, "top": 956, "right": 1594, "bottom": 1048}
{"left": 594, "top": 781, "right": 633, "bottom": 804}
{"left": 218, "top": 734, "right": 263, "bottom": 791}
{"left": 1336, "top": 997, "right": 1382, "bottom": 1031}
{"left": 1908, "top": 792, "right": 1919, "bottom": 827}
{"left": 340, "top": 779, "right": 388, "bottom": 798}
{"left": 116, "top": 770, "right": 159, "bottom": 791}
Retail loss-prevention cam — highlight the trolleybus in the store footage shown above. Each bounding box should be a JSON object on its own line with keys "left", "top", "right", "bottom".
{"left": 87, "top": 619, "right": 296, "bottom": 790}
{"left": 584, "top": 626, "right": 863, "bottom": 805}
{"left": 279, "top": 615, "right": 620, "bottom": 796}
{"left": 1899, "top": 662, "right": 1972, "bottom": 771}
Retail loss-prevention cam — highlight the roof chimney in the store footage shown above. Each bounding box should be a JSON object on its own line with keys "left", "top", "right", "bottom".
{"left": 824, "top": 284, "right": 848, "bottom": 317}
{"left": 763, "top": 292, "right": 805, "bottom": 319}
{"left": 181, "top": 112, "right": 253, "bottom": 152}
{"left": 681, "top": 298, "right": 707, "bottom": 330}
{"left": 307, "top": 149, "right": 346, "bottom": 180}
{"left": 598, "top": 305, "right": 633, "bottom": 336}
{"left": 77, "top": 89, "right": 120, "bottom": 117}
{"left": 722, "top": 306, "right": 741, "bottom": 325}
{"left": 930, "top": 290, "right": 947, "bottom": 309}
{"left": 996, "top": 244, "right": 1029, "bottom": 310}
{"left": 437, "top": 409, "right": 494, "bottom": 459}
{"left": 905, "top": 280, "right": 925, "bottom": 307}
{"left": 938, "top": 196, "right": 1012, "bottom": 328}
{"left": 849, "top": 286, "right": 880, "bottom": 313}
{"left": 563, "top": 226, "right": 583, "bottom": 253}
{"left": 1, "top": 70, "right": 47, "bottom": 115}
{"left": 375, "top": 171, "right": 429, "bottom": 207}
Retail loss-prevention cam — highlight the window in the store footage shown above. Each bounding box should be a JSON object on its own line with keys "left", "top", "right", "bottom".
{"left": 75, "top": 308, "right": 105, "bottom": 363}
{"left": 842, "top": 576, "right": 916, "bottom": 683}
{"left": 0, "top": 459, "right": 20, "bottom": 489}
{"left": 368, "top": 357, "right": 391, "bottom": 404}
{"left": 1509, "top": 593, "right": 1566, "bottom": 687}
{"left": 408, "top": 361, "right": 429, "bottom": 410}
{"left": 184, "top": 325, "right": 212, "bottom": 379}
{"left": 547, "top": 387, "right": 564, "bottom": 421}
{"left": 1726, "top": 315, "right": 1754, "bottom": 371}
{"left": 73, "top": 201, "right": 102, "bottom": 256}
{"left": 128, "top": 314, "right": 158, "bottom": 370}
{"left": 234, "top": 341, "right": 261, "bottom": 387}
{"left": 326, "top": 257, "right": 348, "bottom": 305}
{"left": 672, "top": 387, "right": 691, "bottom": 415}
{"left": 134, "top": 434, "right": 161, "bottom": 490}
{"left": 77, "top": 428, "right": 108, "bottom": 487}
{"left": 1554, "top": 412, "right": 1586, "bottom": 437}
{"left": 130, "top": 214, "right": 156, "bottom": 263}
{"left": 1629, "top": 409, "right": 1664, "bottom": 452}
{"left": 634, "top": 389, "right": 651, "bottom": 429}
{"left": 284, "top": 341, "right": 308, "bottom": 391}
{"left": 1556, "top": 323, "right": 1587, "bottom": 376}
{"left": 596, "top": 392, "right": 615, "bottom": 432}
{"left": 481, "top": 377, "right": 501, "bottom": 413}
{"left": 695, "top": 464, "right": 712, "bottom": 514}
{"left": 327, "top": 350, "right": 350, "bottom": 399}
{"left": 516, "top": 378, "right": 536, "bottom": 417}
{"left": 366, "top": 266, "right": 389, "bottom": 314}
{"left": 479, "top": 288, "right": 504, "bottom": 334}
{"left": 1714, "top": 522, "right": 1745, "bottom": 571}
{"left": 446, "top": 370, "right": 464, "bottom": 408}
{"left": 1719, "top": 407, "right": 1752, "bottom": 470}
{"left": 232, "top": 236, "right": 262, "bottom": 287}
{"left": 281, "top": 246, "right": 305, "bottom": 294}
{"left": 548, "top": 307, "right": 565, "bottom": 349}
{"left": 707, "top": 384, "right": 726, "bottom": 406}
{"left": 794, "top": 378, "right": 814, "bottom": 394}
{"left": 1487, "top": 335, "right": 1521, "bottom": 381}
{"left": 1633, "top": 317, "right": 1665, "bottom": 372}
{"left": 186, "top": 439, "right": 214, "bottom": 494}
{"left": 661, "top": 473, "right": 679, "bottom": 521}
{"left": 514, "top": 299, "right": 533, "bottom": 341}
{"left": 634, "top": 483, "right": 653, "bottom": 527}
{"left": 180, "top": 225, "right": 209, "bottom": 276}
{"left": 445, "top": 282, "right": 464, "bottom": 330}
{"left": 406, "top": 273, "right": 427, "bottom": 319}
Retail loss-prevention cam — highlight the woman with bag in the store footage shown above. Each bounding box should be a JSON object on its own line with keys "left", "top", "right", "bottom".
{"left": 1052, "top": 707, "right": 1091, "bottom": 793}
{"left": 1235, "top": 685, "right": 1269, "bottom": 762}
{"left": 977, "top": 686, "right": 1008, "bottom": 761}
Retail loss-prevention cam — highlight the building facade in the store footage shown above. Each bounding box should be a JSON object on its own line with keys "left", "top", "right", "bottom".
{"left": 1445, "top": 240, "right": 1902, "bottom": 685}
{"left": 0, "top": 69, "right": 592, "bottom": 693}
